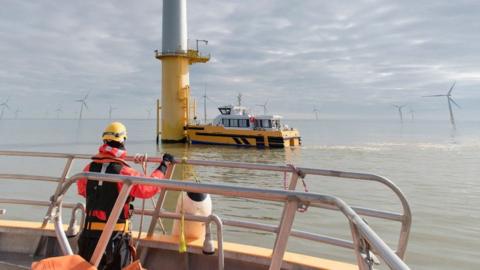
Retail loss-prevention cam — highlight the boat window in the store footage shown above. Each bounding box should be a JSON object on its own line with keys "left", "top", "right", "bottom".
{"left": 273, "top": 120, "right": 280, "bottom": 128}
{"left": 222, "top": 119, "right": 229, "bottom": 127}
{"left": 231, "top": 119, "right": 238, "bottom": 127}
{"left": 262, "top": 119, "right": 272, "bottom": 128}
{"left": 218, "top": 107, "right": 231, "bottom": 115}
{"left": 239, "top": 119, "right": 249, "bottom": 127}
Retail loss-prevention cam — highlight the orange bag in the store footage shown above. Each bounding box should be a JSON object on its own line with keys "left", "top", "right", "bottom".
{"left": 31, "top": 255, "right": 97, "bottom": 270}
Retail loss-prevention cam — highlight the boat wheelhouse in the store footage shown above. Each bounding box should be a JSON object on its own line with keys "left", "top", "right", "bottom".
{"left": 186, "top": 105, "right": 301, "bottom": 148}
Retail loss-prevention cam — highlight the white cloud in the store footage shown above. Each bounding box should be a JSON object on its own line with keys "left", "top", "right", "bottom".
{"left": 0, "top": 0, "right": 479, "bottom": 120}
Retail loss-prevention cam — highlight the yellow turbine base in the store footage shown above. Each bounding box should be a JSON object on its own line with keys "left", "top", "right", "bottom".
{"left": 161, "top": 56, "right": 190, "bottom": 142}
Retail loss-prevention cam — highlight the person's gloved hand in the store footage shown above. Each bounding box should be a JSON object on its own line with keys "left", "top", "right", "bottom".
{"left": 158, "top": 153, "right": 174, "bottom": 174}
{"left": 162, "top": 153, "right": 174, "bottom": 163}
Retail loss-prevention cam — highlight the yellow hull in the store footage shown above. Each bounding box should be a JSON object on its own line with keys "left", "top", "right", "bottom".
{"left": 186, "top": 125, "right": 301, "bottom": 148}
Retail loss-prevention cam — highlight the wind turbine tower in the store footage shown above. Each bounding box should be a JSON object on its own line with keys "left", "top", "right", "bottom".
{"left": 14, "top": 108, "right": 21, "bottom": 119}
{"left": 256, "top": 99, "right": 269, "bottom": 115}
{"left": 55, "top": 105, "right": 63, "bottom": 119}
{"left": 423, "top": 82, "right": 460, "bottom": 128}
{"left": 155, "top": 0, "right": 210, "bottom": 143}
{"left": 0, "top": 98, "right": 10, "bottom": 120}
{"left": 313, "top": 106, "right": 320, "bottom": 120}
{"left": 393, "top": 104, "right": 406, "bottom": 123}
{"left": 75, "top": 93, "right": 89, "bottom": 120}
{"left": 109, "top": 105, "right": 116, "bottom": 120}
{"left": 202, "top": 86, "right": 207, "bottom": 124}
{"left": 409, "top": 109, "right": 415, "bottom": 121}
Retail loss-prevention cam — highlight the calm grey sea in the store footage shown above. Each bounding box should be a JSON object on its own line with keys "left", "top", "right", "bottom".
{"left": 0, "top": 119, "right": 478, "bottom": 269}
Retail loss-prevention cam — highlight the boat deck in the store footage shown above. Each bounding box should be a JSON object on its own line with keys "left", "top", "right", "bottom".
{"left": 0, "top": 219, "right": 356, "bottom": 270}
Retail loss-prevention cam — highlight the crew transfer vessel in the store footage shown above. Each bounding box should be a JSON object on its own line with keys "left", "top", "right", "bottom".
{"left": 185, "top": 105, "right": 301, "bottom": 148}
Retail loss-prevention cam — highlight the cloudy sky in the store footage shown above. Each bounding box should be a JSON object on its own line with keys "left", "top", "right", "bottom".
{"left": 0, "top": 0, "right": 479, "bottom": 120}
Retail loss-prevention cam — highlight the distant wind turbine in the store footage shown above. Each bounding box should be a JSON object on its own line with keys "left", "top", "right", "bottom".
{"left": 14, "top": 107, "right": 21, "bottom": 119}
{"left": 313, "top": 106, "right": 320, "bottom": 120}
{"left": 202, "top": 86, "right": 208, "bottom": 124}
{"left": 109, "top": 105, "right": 116, "bottom": 120}
{"left": 409, "top": 108, "right": 415, "bottom": 121}
{"left": 256, "top": 99, "right": 269, "bottom": 115}
{"left": 0, "top": 98, "right": 10, "bottom": 119}
{"left": 237, "top": 93, "right": 242, "bottom": 106}
{"left": 393, "top": 104, "right": 406, "bottom": 123}
{"left": 75, "top": 93, "right": 89, "bottom": 120}
{"left": 55, "top": 105, "right": 63, "bottom": 119}
{"left": 423, "top": 82, "right": 460, "bottom": 128}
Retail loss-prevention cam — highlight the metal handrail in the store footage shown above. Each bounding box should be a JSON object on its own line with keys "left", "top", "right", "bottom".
{"left": 0, "top": 150, "right": 411, "bottom": 269}
{"left": 0, "top": 150, "right": 411, "bottom": 259}
{"left": 52, "top": 172, "right": 409, "bottom": 270}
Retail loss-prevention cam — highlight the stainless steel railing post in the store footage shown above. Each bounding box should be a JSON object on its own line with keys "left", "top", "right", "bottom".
{"left": 269, "top": 198, "right": 298, "bottom": 270}
{"left": 42, "top": 156, "right": 74, "bottom": 228}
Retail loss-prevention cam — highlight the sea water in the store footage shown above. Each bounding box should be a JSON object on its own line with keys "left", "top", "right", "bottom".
{"left": 0, "top": 119, "right": 478, "bottom": 269}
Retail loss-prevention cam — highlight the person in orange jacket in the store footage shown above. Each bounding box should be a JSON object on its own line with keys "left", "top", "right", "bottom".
{"left": 76, "top": 122, "right": 174, "bottom": 270}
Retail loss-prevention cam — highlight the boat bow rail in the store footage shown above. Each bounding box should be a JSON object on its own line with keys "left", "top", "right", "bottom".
{"left": 0, "top": 150, "right": 411, "bottom": 270}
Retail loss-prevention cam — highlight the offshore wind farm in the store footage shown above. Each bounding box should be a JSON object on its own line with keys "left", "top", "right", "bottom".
{"left": 0, "top": 1, "right": 479, "bottom": 269}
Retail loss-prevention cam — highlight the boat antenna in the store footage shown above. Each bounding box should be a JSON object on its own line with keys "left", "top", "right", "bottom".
{"left": 237, "top": 93, "right": 242, "bottom": 106}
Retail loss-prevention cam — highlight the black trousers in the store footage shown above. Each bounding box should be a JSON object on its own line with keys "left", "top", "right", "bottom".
{"left": 78, "top": 231, "right": 132, "bottom": 270}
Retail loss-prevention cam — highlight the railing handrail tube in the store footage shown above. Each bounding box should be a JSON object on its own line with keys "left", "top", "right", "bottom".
{"left": 0, "top": 150, "right": 411, "bottom": 267}
{"left": 55, "top": 172, "right": 409, "bottom": 270}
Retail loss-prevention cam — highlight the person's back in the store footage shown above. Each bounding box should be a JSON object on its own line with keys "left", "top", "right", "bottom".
{"left": 76, "top": 122, "right": 174, "bottom": 270}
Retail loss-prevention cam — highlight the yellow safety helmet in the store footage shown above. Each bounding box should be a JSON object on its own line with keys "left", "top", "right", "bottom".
{"left": 102, "top": 122, "right": 127, "bottom": 143}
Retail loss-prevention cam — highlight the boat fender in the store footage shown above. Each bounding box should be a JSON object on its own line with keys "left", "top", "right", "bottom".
{"left": 172, "top": 192, "right": 212, "bottom": 240}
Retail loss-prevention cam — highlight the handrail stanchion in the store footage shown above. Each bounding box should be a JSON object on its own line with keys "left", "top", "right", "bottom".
{"left": 90, "top": 182, "right": 133, "bottom": 267}
{"left": 287, "top": 170, "right": 299, "bottom": 191}
{"left": 146, "top": 163, "right": 175, "bottom": 237}
{"left": 42, "top": 156, "right": 74, "bottom": 228}
{"left": 139, "top": 164, "right": 176, "bottom": 261}
{"left": 269, "top": 198, "right": 298, "bottom": 270}
{"left": 349, "top": 221, "right": 371, "bottom": 270}
{"left": 52, "top": 202, "right": 74, "bottom": 255}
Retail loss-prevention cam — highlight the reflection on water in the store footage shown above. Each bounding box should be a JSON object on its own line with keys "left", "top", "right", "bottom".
{"left": 0, "top": 119, "right": 479, "bottom": 269}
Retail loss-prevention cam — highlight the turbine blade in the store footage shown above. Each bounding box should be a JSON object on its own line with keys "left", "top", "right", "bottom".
{"left": 447, "top": 81, "right": 456, "bottom": 95}
{"left": 83, "top": 102, "right": 88, "bottom": 109}
{"left": 449, "top": 97, "right": 461, "bottom": 109}
{"left": 422, "top": 95, "right": 445, "bottom": 97}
